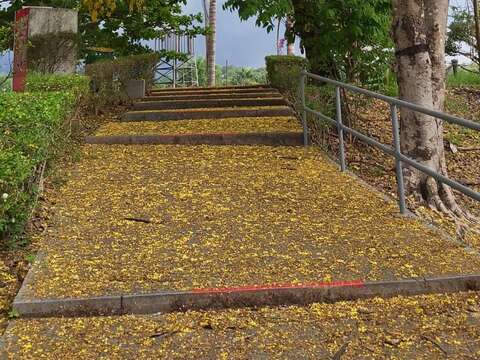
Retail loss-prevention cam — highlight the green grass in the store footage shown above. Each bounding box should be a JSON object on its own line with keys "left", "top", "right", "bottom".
{"left": 447, "top": 68, "right": 480, "bottom": 88}
{"left": 366, "top": 67, "right": 480, "bottom": 96}
{"left": 369, "top": 67, "right": 480, "bottom": 96}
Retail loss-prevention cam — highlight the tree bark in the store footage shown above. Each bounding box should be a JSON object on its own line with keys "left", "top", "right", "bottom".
{"left": 276, "top": 17, "right": 281, "bottom": 55}
{"left": 207, "top": 0, "right": 216, "bottom": 87}
{"left": 392, "top": 0, "right": 460, "bottom": 213}
{"left": 286, "top": 16, "right": 295, "bottom": 55}
{"left": 474, "top": 0, "right": 480, "bottom": 71}
{"left": 202, "top": 0, "right": 209, "bottom": 82}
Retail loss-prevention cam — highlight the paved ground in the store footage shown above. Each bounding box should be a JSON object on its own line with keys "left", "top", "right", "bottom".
{"left": 95, "top": 117, "right": 300, "bottom": 136}
{"left": 4, "top": 86, "right": 480, "bottom": 357}
{"left": 19, "top": 144, "right": 480, "bottom": 299}
{"left": 2, "top": 292, "right": 480, "bottom": 359}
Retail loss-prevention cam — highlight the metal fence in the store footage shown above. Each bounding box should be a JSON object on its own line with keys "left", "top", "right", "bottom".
{"left": 299, "top": 70, "right": 480, "bottom": 214}
{"left": 154, "top": 34, "right": 195, "bottom": 56}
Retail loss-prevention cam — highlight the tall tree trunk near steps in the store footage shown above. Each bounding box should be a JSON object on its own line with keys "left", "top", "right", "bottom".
{"left": 276, "top": 17, "right": 281, "bottom": 55}
{"left": 207, "top": 0, "right": 217, "bottom": 87}
{"left": 474, "top": 0, "right": 480, "bottom": 70}
{"left": 203, "top": 0, "right": 210, "bottom": 86}
{"left": 392, "top": 0, "right": 462, "bottom": 215}
{"left": 287, "top": 43, "right": 295, "bottom": 55}
{"left": 286, "top": 16, "right": 295, "bottom": 55}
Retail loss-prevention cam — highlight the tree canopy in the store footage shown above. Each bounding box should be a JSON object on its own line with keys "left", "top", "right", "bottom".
{"left": 0, "top": 0, "right": 203, "bottom": 57}
{"left": 292, "top": 0, "right": 392, "bottom": 81}
{"left": 224, "top": 0, "right": 392, "bottom": 84}
{"left": 223, "top": 0, "right": 292, "bottom": 33}
{"left": 446, "top": 6, "right": 479, "bottom": 65}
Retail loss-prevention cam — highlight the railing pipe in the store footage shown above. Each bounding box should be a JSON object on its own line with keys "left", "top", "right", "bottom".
{"left": 302, "top": 71, "right": 480, "bottom": 131}
{"left": 299, "top": 72, "right": 308, "bottom": 146}
{"left": 305, "top": 107, "right": 395, "bottom": 156}
{"left": 335, "top": 87, "right": 347, "bottom": 171}
{"left": 390, "top": 104, "right": 407, "bottom": 214}
{"left": 399, "top": 154, "right": 480, "bottom": 201}
{"left": 301, "top": 71, "right": 480, "bottom": 213}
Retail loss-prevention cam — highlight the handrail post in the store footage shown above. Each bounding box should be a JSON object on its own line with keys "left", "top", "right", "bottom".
{"left": 335, "top": 87, "right": 347, "bottom": 172}
{"left": 299, "top": 72, "right": 308, "bottom": 146}
{"left": 390, "top": 104, "right": 407, "bottom": 214}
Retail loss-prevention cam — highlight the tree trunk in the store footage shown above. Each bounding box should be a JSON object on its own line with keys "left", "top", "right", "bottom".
{"left": 286, "top": 16, "right": 295, "bottom": 55}
{"left": 474, "top": 0, "right": 480, "bottom": 70}
{"left": 202, "top": 0, "right": 210, "bottom": 84}
{"left": 207, "top": 0, "right": 217, "bottom": 87}
{"left": 276, "top": 17, "right": 281, "bottom": 55}
{"left": 392, "top": 0, "right": 460, "bottom": 213}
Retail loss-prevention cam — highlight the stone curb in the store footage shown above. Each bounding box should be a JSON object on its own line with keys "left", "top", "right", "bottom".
{"left": 133, "top": 98, "right": 288, "bottom": 110}
{"left": 149, "top": 89, "right": 278, "bottom": 96}
{"left": 144, "top": 92, "right": 282, "bottom": 102}
{"left": 122, "top": 108, "right": 295, "bottom": 121}
{"left": 85, "top": 132, "right": 304, "bottom": 146}
{"left": 12, "top": 275, "right": 480, "bottom": 318}
{"left": 149, "top": 85, "right": 272, "bottom": 94}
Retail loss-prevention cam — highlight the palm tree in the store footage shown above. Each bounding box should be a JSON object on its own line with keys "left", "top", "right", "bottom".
{"left": 206, "top": 0, "right": 217, "bottom": 86}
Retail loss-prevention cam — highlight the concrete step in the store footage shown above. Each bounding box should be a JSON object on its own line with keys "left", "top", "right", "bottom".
{"left": 149, "top": 88, "right": 277, "bottom": 97}
{"left": 150, "top": 84, "right": 269, "bottom": 93}
{"left": 122, "top": 107, "right": 295, "bottom": 121}
{"left": 143, "top": 92, "right": 283, "bottom": 102}
{"left": 85, "top": 132, "right": 303, "bottom": 146}
{"left": 133, "top": 98, "right": 288, "bottom": 111}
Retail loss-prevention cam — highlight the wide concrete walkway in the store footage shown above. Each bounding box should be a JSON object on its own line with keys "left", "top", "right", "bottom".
{"left": 2, "top": 86, "right": 480, "bottom": 358}
{"left": 15, "top": 145, "right": 480, "bottom": 300}
{"left": 3, "top": 292, "right": 480, "bottom": 359}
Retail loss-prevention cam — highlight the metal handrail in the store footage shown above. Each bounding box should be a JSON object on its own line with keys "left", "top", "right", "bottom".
{"left": 299, "top": 70, "right": 480, "bottom": 214}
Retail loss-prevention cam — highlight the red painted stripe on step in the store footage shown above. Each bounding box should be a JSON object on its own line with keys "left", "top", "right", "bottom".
{"left": 192, "top": 280, "right": 365, "bottom": 294}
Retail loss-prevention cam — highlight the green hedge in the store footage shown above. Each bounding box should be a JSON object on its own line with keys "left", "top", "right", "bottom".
{"left": 25, "top": 72, "right": 89, "bottom": 94}
{"left": 0, "top": 74, "right": 88, "bottom": 244}
{"left": 265, "top": 55, "right": 309, "bottom": 96}
{"left": 86, "top": 53, "right": 160, "bottom": 110}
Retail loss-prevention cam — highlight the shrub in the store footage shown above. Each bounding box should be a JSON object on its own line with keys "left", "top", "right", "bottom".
{"left": 265, "top": 55, "right": 309, "bottom": 97}
{"left": 86, "top": 53, "right": 160, "bottom": 110}
{"left": 0, "top": 74, "right": 87, "bottom": 245}
{"left": 25, "top": 72, "right": 89, "bottom": 95}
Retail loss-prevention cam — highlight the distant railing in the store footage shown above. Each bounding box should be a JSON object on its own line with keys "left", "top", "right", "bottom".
{"left": 299, "top": 70, "right": 480, "bottom": 214}
{"left": 154, "top": 34, "right": 195, "bottom": 56}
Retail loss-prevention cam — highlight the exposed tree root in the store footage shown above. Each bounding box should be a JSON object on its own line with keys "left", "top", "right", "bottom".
{"left": 422, "top": 177, "right": 479, "bottom": 242}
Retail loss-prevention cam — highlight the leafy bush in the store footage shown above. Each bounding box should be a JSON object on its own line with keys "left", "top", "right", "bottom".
{"left": 25, "top": 72, "right": 89, "bottom": 94}
{"left": 0, "top": 74, "right": 87, "bottom": 245}
{"left": 265, "top": 55, "right": 309, "bottom": 97}
{"left": 380, "top": 67, "right": 399, "bottom": 97}
{"left": 222, "top": 65, "right": 266, "bottom": 86}
{"left": 195, "top": 57, "right": 267, "bottom": 86}
{"left": 0, "top": 76, "right": 11, "bottom": 91}
{"left": 86, "top": 53, "right": 160, "bottom": 110}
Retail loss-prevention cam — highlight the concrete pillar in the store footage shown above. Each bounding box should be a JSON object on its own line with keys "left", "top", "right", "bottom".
{"left": 27, "top": 7, "right": 78, "bottom": 74}
{"left": 13, "top": 6, "right": 78, "bottom": 90}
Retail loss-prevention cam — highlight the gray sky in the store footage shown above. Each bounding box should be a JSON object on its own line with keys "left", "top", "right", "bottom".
{"left": 183, "top": 0, "right": 295, "bottom": 68}
{"left": 0, "top": 0, "right": 292, "bottom": 71}
{"left": 0, "top": 0, "right": 471, "bottom": 72}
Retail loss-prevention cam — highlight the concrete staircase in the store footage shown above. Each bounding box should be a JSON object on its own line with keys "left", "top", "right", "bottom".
{"left": 87, "top": 85, "right": 304, "bottom": 146}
